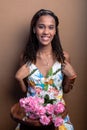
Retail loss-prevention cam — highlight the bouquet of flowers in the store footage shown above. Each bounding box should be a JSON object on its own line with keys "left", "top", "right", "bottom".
{"left": 19, "top": 94, "right": 65, "bottom": 127}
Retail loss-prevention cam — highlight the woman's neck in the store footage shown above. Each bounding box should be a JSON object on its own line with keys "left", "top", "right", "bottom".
{"left": 38, "top": 45, "right": 53, "bottom": 56}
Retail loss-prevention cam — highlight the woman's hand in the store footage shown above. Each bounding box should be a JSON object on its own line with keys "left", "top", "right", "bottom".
{"left": 62, "top": 51, "right": 77, "bottom": 79}
{"left": 62, "top": 61, "right": 77, "bottom": 93}
{"left": 62, "top": 60, "right": 77, "bottom": 79}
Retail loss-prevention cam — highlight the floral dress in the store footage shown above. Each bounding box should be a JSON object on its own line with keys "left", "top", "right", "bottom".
{"left": 26, "top": 61, "right": 74, "bottom": 130}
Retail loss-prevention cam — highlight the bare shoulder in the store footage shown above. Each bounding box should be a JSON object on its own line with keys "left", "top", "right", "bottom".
{"left": 63, "top": 51, "right": 71, "bottom": 62}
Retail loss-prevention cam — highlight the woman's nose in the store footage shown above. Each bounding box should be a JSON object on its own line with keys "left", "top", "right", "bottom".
{"left": 43, "top": 28, "right": 49, "bottom": 34}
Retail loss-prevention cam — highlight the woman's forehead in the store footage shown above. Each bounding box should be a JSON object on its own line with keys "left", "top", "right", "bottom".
{"left": 36, "top": 15, "right": 55, "bottom": 25}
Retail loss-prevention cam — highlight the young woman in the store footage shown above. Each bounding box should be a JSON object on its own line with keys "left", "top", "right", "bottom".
{"left": 15, "top": 9, "right": 77, "bottom": 130}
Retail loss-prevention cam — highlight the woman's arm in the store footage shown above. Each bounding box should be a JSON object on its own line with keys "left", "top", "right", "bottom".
{"left": 62, "top": 51, "right": 77, "bottom": 93}
{"left": 15, "top": 54, "right": 29, "bottom": 93}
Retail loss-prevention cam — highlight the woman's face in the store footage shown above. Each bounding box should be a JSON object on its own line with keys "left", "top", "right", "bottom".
{"left": 34, "top": 15, "right": 56, "bottom": 46}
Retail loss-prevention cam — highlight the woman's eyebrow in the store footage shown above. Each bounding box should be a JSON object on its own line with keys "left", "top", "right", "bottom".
{"left": 37, "top": 24, "right": 55, "bottom": 26}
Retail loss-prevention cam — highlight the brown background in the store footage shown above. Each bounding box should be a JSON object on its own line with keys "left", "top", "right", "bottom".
{"left": 0, "top": 0, "right": 87, "bottom": 130}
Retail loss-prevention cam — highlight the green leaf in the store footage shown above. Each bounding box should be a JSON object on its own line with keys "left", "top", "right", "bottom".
{"left": 46, "top": 68, "right": 53, "bottom": 77}
{"left": 44, "top": 94, "right": 56, "bottom": 105}
{"left": 44, "top": 84, "right": 48, "bottom": 91}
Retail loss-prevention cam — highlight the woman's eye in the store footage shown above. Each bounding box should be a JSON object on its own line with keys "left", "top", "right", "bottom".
{"left": 38, "top": 25, "right": 44, "bottom": 29}
{"left": 49, "top": 26, "right": 55, "bottom": 30}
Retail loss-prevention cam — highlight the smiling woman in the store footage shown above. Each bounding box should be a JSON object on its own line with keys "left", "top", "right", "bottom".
{"left": 34, "top": 15, "right": 56, "bottom": 46}
{"left": 11, "top": 9, "right": 77, "bottom": 130}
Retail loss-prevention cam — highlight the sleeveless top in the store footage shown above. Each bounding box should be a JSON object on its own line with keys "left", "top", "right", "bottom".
{"left": 27, "top": 61, "right": 65, "bottom": 105}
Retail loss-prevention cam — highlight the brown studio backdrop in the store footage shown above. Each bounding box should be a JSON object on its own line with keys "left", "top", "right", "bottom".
{"left": 0, "top": 0, "right": 86, "bottom": 130}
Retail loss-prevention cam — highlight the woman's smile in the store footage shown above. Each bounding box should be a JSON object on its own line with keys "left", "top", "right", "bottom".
{"left": 41, "top": 35, "right": 50, "bottom": 41}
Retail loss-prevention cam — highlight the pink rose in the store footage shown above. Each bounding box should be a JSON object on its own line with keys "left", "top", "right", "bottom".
{"left": 45, "top": 104, "right": 54, "bottom": 115}
{"left": 54, "top": 117, "right": 63, "bottom": 127}
{"left": 35, "top": 106, "right": 46, "bottom": 116}
{"left": 40, "top": 115, "right": 50, "bottom": 125}
{"left": 54, "top": 102, "right": 65, "bottom": 114}
{"left": 19, "top": 98, "right": 27, "bottom": 108}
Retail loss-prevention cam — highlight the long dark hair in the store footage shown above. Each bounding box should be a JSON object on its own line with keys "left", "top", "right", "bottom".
{"left": 23, "top": 9, "right": 65, "bottom": 63}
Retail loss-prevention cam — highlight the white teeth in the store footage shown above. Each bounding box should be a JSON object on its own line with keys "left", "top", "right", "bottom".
{"left": 41, "top": 36, "right": 50, "bottom": 40}
{"left": 42, "top": 37, "right": 49, "bottom": 40}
